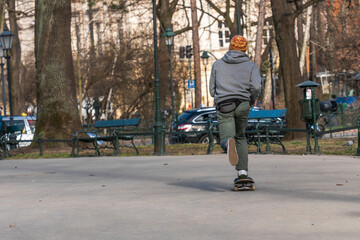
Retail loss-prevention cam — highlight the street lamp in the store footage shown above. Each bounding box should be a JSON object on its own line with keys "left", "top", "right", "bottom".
{"left": 0, "top": 42, "right": 6, "bottom": 116}
{"left": 200, "top": 51, "right": 210, "bottom": 106}
{"left": 152, "top": 0, "right": 163, "bottom": 155}
{"left": 0, "top": 25, "right": 14, "bottom": 149}
{"left": 163, "top": 28, "right": 175, "bottom": 47}
{"left": 162, "top": 28, "right": 176, "bottom": 124}
{"left": 0, "top": 25, "right": 14, "bottom": 117}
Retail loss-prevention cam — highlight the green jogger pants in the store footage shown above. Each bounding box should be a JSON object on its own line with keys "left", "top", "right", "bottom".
{"left": 217, "top": 101, "right": 250, "bottom": 171}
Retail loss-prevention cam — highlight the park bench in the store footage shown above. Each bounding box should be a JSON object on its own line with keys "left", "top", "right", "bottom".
{"left": 71, "top": 118, "right": 141, "bottom": 157}
{"left": 246, "top": 109, "right": 287, "bottom": 152}
{"left": 206, "top": 108, "right": 287, "bottom": 154}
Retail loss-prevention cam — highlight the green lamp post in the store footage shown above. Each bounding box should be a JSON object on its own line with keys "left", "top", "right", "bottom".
{"left": 296, "top": 80, "right": 321, "bottom": 154}
{"left": 162, "top": 28, "right": 176, "bottom": 124}
{"left": 152, "top": 0, "right": 163, "bottom": 155}
{"left": 0, "top": 25, "right": 14, "bottom": 117}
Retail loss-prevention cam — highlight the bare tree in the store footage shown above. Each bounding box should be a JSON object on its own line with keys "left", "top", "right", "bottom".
{"left": 8, "top": 0, "right": 25, "bottom": 115}
{"left": 190, "top": 0, "right": 201, "bottom": 108}
{"left": 270, "top": 0, "right": 323, "bottom": 139}
{"left": 299, "top": 5, "right": 312, "bottom": 77}
{"left": 254, "top": 0, "right": 266, "bottom": 69}
{"left": 204, "top": 0, "right": 245, "bottom": 39}
{"left": 316, "top": 0, "right": 359, "bottom": 74}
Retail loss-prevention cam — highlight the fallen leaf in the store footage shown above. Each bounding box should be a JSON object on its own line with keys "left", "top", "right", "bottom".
{"left": 228, "top": 210, "right": 233, "bottom": 213}
{"left": 9, "top": 225, "right": 14, "bottom": 228}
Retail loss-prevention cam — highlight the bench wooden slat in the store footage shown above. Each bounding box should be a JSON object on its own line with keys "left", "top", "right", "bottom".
{"left": 94, "top": 118, "right": 141, "bottom": 128}
{"left": 248, "top": 109, "right": 287, "bottom": 119}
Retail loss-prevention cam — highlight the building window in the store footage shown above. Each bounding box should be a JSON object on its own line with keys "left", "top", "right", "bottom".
{"left": 218, "top": 22, "right": 230, "bottom": 48}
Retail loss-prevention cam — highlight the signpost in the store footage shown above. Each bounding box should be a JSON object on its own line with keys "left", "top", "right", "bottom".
{"left": 187, "top": 79, "right": 195, "bottom": 109}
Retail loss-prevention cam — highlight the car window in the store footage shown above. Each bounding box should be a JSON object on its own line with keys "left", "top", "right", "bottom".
{"left": 177, "top": 112, "right": 193, "bottom": 122}
{"left": 193, "top": 112, "right": 217, "bottom": 123}
{"left": 3, "top": 120, "right": 26, "bottom": 133}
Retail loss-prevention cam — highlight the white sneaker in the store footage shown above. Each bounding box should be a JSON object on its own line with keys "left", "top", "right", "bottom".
{"left": 227, "top": 138, "right": 238, "bottom": 166}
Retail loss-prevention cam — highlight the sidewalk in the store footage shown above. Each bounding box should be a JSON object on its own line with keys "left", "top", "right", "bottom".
{"left": 0, "top": 154, "right": 359, "bottom": 240}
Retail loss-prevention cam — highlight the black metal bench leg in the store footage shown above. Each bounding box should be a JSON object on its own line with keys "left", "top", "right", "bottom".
{"left": 131, "top": 139, "right": 139, "bottom": 155}
{"left": 113, "top": 137, "right": 120, "bottom": 156}
{"left": 277, "top": 135, "right": 286, "bottom": 152}
{"left": 76, "top": 138, "right": 80, "bottom": 157}
{"left": 93, "top": 141, "right": 100, "bottom": 156}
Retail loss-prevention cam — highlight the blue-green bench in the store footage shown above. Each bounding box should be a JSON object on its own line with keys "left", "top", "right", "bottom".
{"left": 246, "top": 109, "right": 287, "bottom": 152}
{"left": 71, "top": 118, "right": 141, "bottom": 157}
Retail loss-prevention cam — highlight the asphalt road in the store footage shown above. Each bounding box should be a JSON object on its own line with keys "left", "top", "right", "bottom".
{"left": 1, "top": 154, "right": 359, "bottom": 240}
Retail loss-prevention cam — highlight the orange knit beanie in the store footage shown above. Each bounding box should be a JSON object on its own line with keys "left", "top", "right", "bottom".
{"left": 229, "top": 35, "right": 248, "bottom": 52}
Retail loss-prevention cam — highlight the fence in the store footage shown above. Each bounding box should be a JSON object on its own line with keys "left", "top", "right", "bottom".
{"left": 1, "top": 116, "right": 360, "bottom": 159}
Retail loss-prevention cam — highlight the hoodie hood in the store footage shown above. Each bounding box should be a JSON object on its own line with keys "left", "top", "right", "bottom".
{"left": 221, "top": 50, "right": 249, "bottom": 64}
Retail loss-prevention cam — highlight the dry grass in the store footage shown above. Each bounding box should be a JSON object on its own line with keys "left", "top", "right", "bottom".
{"left": 2, "top": 136, "right": 358, "bottom": 160}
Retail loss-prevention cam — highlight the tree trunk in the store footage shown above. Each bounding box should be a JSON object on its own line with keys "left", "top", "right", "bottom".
{"left": 190, "top": 0, "right": 201, "bottom": 108}
{"left": 35, "top": 0, "right": 81, "bottom": 141}
{"left": 8, "top": 0, "right": 24, "bottom": 115}
{"left": 263, "top": 66, "right": 272, "bottom": 110}
{"left": 309, "top": 7, "right": 316, "bottom": 81}
{"left": 254, "top": 0, "right": 266, "bottom": 69}
{"left": 0, "top": 1, "right": 4, "bottom": 29}
{"left": 299, "top": 6, "right": 312, "bottom": 77}
{"left": 271, "top": 0, "right": 303, "bottom": 138}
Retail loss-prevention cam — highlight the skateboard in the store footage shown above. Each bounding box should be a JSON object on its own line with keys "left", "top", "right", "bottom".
{"left": 233, "top": 178, "right": 255, "bottom": 191}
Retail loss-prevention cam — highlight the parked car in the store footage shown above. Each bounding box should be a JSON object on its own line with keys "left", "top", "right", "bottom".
{"left": 2, "top": 115, "right": 36, "bottom": 147}
{"left": 169, "top": 106, "right": 285, "bottom": 144}
{"left": 169, "top": 107, "right": 219, "bottom": 144}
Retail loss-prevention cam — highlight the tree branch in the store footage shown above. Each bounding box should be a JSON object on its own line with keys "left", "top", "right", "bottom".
{"left": 293, "top": 0, "right": 324, "bottom": 19}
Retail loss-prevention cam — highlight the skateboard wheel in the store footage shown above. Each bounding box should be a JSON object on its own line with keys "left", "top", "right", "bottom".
{"left": 251, "top": 185, "right": 255, "bottom": 191}
{"left": 234, "top": 186, "right": 239, "bottom": 191}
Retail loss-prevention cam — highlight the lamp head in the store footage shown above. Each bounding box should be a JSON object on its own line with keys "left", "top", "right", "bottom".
{"left": 0, "top": 25, "right": 14, "bottom": 51}
{"left": 200, "top": 51, "right": 210, "bottom": 65}
{"left": 163, "top": 28, "right": 175, "bottom": 46}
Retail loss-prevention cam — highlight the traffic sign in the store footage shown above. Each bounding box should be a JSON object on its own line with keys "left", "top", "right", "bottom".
{"left": 187, "top": 79, "right": 195, "bottom": 89}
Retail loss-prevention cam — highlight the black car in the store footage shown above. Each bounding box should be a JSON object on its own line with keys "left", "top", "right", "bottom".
{"left": 169, "top": 107, "right": 219, "bottom": 144}
{"left": 169, "top": 106, "right": 286, "bottom": 144}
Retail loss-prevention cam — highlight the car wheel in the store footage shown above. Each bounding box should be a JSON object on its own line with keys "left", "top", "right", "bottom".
{"left": 198, "top": 134, "right": 219, "bottom": 144}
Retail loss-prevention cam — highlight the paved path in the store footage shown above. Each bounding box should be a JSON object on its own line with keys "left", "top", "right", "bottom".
{"left": 0, "top": 154, "right": 359, "bottom": 240}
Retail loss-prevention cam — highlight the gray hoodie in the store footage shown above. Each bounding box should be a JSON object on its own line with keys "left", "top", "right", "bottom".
{"left": 209, "top": 50, "right": 261, "bottom": 105}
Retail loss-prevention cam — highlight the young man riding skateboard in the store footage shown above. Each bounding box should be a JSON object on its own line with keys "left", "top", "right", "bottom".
{"left": 209, "top": 35, "right": 261, "bottom": 185}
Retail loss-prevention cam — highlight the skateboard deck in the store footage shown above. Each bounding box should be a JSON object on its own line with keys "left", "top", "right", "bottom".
{"left": 233, "top": 178, "right": 255, "bottom": 191}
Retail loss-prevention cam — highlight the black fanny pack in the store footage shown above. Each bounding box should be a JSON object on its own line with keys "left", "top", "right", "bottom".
{"left": 216, "top": 99, "right": 242, "bottom": 113}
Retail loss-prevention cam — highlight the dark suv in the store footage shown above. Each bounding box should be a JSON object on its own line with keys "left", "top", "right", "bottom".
{"left": 168, "top": 106, "right": 286, "bottom": 144}
{"left": 169, "top": 107, "right": 219, "bottom": 144}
